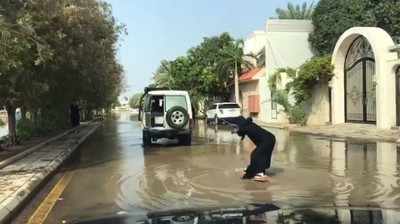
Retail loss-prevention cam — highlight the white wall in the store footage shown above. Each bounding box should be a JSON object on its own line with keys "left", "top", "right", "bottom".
{"left": 243, "top": 30, "right": 267, "bottom": 65}
{"left": 306, "top": 83, "right": 330, "bottom": 125}
{"left": 261, "top": 19, "right": 314, "bottom": 123}
{"left": 242, "top": 31, "right": 267, "bottom": 119}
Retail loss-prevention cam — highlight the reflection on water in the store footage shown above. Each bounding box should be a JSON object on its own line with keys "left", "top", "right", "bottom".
{"left": 61, "top": 112, "right": 400, "bottom": 223}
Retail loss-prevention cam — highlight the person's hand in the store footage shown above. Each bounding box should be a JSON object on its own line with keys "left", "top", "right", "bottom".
{"left": 230, "top": 124, "right": 239, "bottom": 134}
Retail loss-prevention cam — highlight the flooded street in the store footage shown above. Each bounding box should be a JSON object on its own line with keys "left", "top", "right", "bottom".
{"left": 40, "top": 112, "right": 400, "bottom": 223}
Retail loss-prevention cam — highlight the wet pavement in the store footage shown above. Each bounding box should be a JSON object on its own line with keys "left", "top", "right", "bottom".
{"left": 18, "top": 112, "right": 400, "bottom": 223}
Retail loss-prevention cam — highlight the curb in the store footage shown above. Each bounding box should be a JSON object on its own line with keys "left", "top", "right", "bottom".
{"left": 0, "top": 124, "right": 85, "bottom": 170}
{"left": 257, "top": 122, "right": 400, "bottom": 144}
{"left": 289, "top": 128, "right": 400, "bottom": 143}
{"left": 0, "top": 123, "right": 100, "bottom": 224}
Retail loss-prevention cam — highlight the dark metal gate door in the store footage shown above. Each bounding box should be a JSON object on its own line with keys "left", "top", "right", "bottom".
{"left": 345, "top": 36, "right": 376, "bottom": 123}
{"left": 397, "top": 67, "right": 400, "bottom": 126}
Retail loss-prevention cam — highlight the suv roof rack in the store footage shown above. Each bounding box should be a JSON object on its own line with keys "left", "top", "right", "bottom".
{"left": 144, "top": 87, "right": 171, "bottom": 94}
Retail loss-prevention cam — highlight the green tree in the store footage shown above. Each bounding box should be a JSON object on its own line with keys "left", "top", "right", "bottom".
{"left": 0, "top": 2, "right": 51, "bottom": 144}
{"left": 153, "top": 33, "right": 245, "bottom": 112}
{"left": 129, "top": 93, "right": 143, "bottom": 109}
{"left": 153, "top": 60, "right": 172, "bottom": 88}
{"left": 30, "top": 0, "right": 123, "bottom": 120}
{"left": 187, "top": 32, "right": 237, "bottom": 99}
{"left": 256, "top": 47, "right": 266, "bottom": 68}
{"left": 218, "top": 40, "right": 254, "bottom": 104}
{"left": 308, "top": 0, "right": 400, "bottom": 55}
{"left": 0, "top": 0, "right": 124, "bottom": 145}
{"left": 275, "top": 2, "right": 314, "bottom": 19}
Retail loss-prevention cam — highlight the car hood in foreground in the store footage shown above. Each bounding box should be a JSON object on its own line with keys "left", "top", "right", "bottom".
{"left": 71, "top": 204, "right": 400, "bottom": 224}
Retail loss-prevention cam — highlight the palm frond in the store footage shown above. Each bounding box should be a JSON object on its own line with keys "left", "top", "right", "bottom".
{"left": 275, "top": 2, "right": 314, "bottom": 19}
{"left": 241, "top": 60, "right": 255, "bottom": 70}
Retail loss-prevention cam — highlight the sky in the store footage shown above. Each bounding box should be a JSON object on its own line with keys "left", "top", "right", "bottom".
{"left": 104, "top": 0, "right": 315, "bottom": 98}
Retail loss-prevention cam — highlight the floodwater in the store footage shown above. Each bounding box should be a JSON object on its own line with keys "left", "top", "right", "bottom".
{"left": 40, "top": 112, "right": 400, "bottom": 223}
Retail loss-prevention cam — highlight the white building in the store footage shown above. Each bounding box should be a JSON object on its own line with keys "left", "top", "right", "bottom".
{"left": 237, "top": 31, "right": 267, "bottom": 118}
{"left": 238, "top": 19, "right": 314, "bottom": 123}
{"left": 262, "top": 19, "right": 314, "bottom": 124}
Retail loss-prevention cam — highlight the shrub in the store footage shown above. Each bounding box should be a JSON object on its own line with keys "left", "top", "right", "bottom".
{"left": 16, "top": 119, "right": 35, "bottom": 141}
{"left": 288, "top": 103, "right": 307, "bottom": 125}
{"left": 268, "top": 56, "right": 334, "bottom": 125}
{"left": 271, "top": 90, "right": 307, "bottom": 125}
{"left": 290, "top": 56, "right": 334, "bottom": 105}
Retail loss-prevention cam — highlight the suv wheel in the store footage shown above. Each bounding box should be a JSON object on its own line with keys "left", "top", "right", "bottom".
{"left": 143, "top": 130, "right": 151, "bottom": 146}
{"left": 166, "top": 106, "right": 189, "bottom": 129}
{"left": 179, "top": 134, "right": 192, "bottom": 146}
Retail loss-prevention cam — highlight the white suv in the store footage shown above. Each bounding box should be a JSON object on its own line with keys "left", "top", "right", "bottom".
{"left": 139, "top": 88, "right": 193, "bottom": 146}
{"left": 206, "top": 102, "right": 241, "bottom": 124}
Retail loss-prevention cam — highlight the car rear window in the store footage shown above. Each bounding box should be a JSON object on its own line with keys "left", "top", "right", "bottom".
{"left": 219, "top": 103, "right": 240, "bottom": 109}
{"left": 165, "top": 95, "right": 187, "bottom": 111}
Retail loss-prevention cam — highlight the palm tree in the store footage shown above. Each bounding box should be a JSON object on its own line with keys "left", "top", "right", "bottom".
{"left": 256, "top": 47, "right": 266, "bottom": 68}
{"left": 153, "top": 60, "right": 172, "bottom": 88}
{"left": 218, "top": 40, "right": 254, "bottom": 104}
{"left": 275, "top": 2, "right": 314, "bottom": 19}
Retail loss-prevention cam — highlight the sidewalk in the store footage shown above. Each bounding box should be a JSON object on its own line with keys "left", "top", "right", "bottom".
{"left": 257, "top": 121, "right": 400, "bottom": 143}
{"left": 0, "top": 122, "right": 100, "bottom": 223}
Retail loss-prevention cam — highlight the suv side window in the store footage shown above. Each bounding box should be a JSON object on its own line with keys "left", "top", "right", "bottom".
{"left": 150, "top": 95, "right": 164, "bottom": 113}
{"left": 144, "top": 95, "right": 151, "bottom": 112}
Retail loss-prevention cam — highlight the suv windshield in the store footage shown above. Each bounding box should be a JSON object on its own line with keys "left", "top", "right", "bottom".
{"left": 219, "top": 103, "right": 240, "bottom": 109}
{"left": 165, "top": 95, "right": 187, "bottom": 111}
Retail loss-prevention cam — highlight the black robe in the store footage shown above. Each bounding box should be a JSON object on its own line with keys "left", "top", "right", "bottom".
{"left": 232, "top": 117, "right": 276, "bottom": 179}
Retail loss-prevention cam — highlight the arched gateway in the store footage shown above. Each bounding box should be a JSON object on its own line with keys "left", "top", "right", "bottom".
{"left": 330, "top": 27, "right": 398, "bottom": 129}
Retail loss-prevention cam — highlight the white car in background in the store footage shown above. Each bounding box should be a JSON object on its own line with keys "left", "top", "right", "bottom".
{"left": 206, "top": 102, "right": 241, "bottom": 124}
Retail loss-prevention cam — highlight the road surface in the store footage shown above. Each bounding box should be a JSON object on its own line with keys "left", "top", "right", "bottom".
{"left": 12, "top": 112, "right": 400, "bottom": 223}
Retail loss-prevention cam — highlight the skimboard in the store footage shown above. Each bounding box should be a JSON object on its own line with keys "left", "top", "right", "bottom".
{"left": 235, "top": 168, "right": 271, "bottom": 182}
{"left": 252, "top": 175, "right": 272, "bottom": 183}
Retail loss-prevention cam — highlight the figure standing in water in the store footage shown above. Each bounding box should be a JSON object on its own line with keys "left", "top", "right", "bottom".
{"left": 229, "top": 116, "right": 276, "bottom": 181}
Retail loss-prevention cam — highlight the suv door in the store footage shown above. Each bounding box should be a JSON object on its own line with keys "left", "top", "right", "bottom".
{"left": 143, "top": 95, "right": 151, "bottom": 127}
{"left": 165, "top": 95, "right": 189, "bottom": 129}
